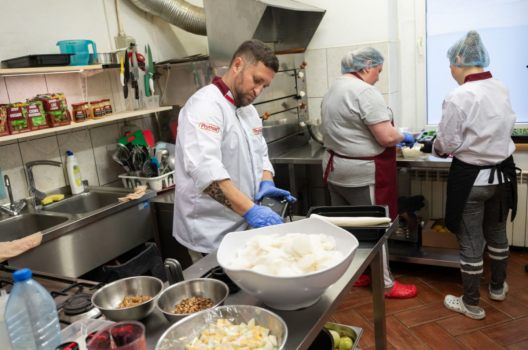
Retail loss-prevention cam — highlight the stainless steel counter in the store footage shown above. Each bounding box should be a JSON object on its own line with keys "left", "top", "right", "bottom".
{"left": 144, "top": 220, "right": 398, "bottom": 350}
{"left": 271, "top": 141, "right": 453, "bottom": 168}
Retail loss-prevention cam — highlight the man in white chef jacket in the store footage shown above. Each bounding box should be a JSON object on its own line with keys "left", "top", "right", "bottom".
{"left": 173, "top": 40, "right": 296, "bottom": 260}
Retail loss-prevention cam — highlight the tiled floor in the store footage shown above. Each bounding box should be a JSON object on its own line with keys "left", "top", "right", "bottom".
{"left": 331, "top": 250, "right": 528, "bottom": 350}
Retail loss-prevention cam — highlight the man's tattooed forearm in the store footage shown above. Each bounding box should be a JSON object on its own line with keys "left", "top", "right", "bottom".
{"left": 204, "top": 181, "right": 233, "bottom": 210}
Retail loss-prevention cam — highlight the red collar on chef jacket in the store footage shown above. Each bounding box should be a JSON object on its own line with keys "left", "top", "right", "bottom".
{"left": 464, "top": 71, "right": 492, "bottom": 84}
{"left": 212, "top": 76, "right": 235, "bottom": 105}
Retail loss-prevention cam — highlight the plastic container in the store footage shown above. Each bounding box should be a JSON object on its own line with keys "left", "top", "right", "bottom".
{"left": 4, "top": 268, "right": 62, "bottom": 350}
{"left": 0, "top": 290, "right": 10, "bottom": 350}
{"left": 61, "top": 319, "right": 114, "bottom": 349}
{"left": 56, "top": 40, "right": 98, "bottom": 66}
{"left": 306, "top": 205, "right": 389, "bottom": 241}
{"left": 66, "top": 151, "right": 84, "bottom": 194}
{"left": 119, "top": 170, "right": 175, "bottom": 191}
{"left": 2, "top": 54, "right": 75, "bottom": 68}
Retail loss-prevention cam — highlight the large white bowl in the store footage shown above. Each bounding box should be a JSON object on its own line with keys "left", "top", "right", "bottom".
{"left": 218, "top": 217, "right": 359, "bottom": 310}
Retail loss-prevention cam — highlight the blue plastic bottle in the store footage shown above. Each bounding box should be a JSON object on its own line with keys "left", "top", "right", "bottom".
{"left": 4, "top": 269, "right": 62, "bottom": 350}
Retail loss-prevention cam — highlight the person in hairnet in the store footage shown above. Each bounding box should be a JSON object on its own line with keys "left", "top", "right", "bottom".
{"left": 321, "top": 47, "right": 417, "bottom": 298}
{"left": 420, "top": 30, "right": 518, "bottom": 319}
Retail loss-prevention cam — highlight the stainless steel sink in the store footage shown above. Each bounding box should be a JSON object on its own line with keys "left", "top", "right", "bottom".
{"left": 42, "top": 191, "right": 123, "bottom": 215}
{"left": 0, "top": 214, "right": 68, "bottom": 242}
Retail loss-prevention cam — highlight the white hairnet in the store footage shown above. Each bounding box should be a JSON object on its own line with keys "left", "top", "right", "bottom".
{"left": 341, "top": 47, "right": 385, "bottom": 74}
{"left": 447, "top": 30, "right": 490, "bottom": 68}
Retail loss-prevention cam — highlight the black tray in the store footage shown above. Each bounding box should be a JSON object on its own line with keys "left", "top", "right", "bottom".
{"left": 307, "top": 205, "right": 389, "bottom": 241}
{"left": 511, "top": 135, "right": 528, "bottom": 143}
{"left": 3, "top": 54, "right": 74, "bottom": 68}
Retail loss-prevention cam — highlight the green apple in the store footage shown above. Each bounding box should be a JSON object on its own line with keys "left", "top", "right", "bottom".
{"left": 329, "top": 330, "right": 340, "bottom": 348}
{"left": 338, "top": 335, "right": 353, "bottom": 350}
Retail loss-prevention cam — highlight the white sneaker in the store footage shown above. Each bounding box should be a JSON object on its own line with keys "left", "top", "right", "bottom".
{"left": 444, "top": 295, "right": 486, "bottom": 320}
{"left": 489, "top": 282, "right": 509, "bottom": 301}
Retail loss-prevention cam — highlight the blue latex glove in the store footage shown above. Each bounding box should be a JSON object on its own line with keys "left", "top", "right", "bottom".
{"left": 402, "top": 132, "right": 415, "bottom": 148}
{"left": 243, "top": 204, "right": 283, "bottom": 228}
{"left": 255, "top": 180, "right": 297, "bottom": 203}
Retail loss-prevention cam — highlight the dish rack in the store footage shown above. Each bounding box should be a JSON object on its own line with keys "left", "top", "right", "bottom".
{"left": 119, "top": 170, "right": 175, "bottom": 191}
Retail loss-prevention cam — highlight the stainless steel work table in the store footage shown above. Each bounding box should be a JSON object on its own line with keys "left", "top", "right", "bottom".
{"left": 271, "top": 141, "right": 461, "bottom": 269}
{"left": 144, "top": 219, "right": 398, "bottom": 350}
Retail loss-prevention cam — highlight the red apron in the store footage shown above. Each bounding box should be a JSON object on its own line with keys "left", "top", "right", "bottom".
{"left": 323, "top": 72, "right": 399, "bottom": 221}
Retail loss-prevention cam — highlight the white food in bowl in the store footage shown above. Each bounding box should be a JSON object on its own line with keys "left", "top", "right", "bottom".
{"left": 402, "top": 144, "right": 428, "bottom": 158}
{"left": 218, "top": 217, "right": 359, "bottom": 310}
{"left": 229, "top": 233, "right": 344, "bottom": 276}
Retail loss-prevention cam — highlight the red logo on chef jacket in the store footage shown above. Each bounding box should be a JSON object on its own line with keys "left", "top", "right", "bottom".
{"left": 198, "top": 122, "right": 220, "bottom": 133}
{"left": 253, "top": 127, "right": 263, "bottom": 136}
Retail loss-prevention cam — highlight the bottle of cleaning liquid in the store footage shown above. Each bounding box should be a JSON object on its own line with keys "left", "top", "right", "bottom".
{"left": 4, "top": 269, "right": 62, "bottom": 350}
{"left": 66, "top": 151, "right": 84, "bottom": 194}
{"left": 0, "top": 290, "right": 11, "bottom": 350}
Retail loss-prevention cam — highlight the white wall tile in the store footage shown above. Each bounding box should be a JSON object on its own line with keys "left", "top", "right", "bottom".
{"left": 389, "top": 92, "right": 402, "bottom": 128}
{"left": 45, "top": 74, "right": 85, "bottom": 105}
{"left": 57, "top": 129, "right": 99, "bottom": 187}
{"left": 326, "top": 45, "right": 356, "bottom": 87}
{"left": 87, "top": 71, "right": 114, "bottom": 107}
{"left": 108, "top": 70, "right": 125, "bottom": 113}
{"left": 363, "top": 42, "right": 389, "bottom": 94}
{"left": 90, "top": 124, "right": 124, "bottom": 185}
{"left": 389, "top": 42, "right": 400, "bottom": 94}
{"left": 308, "top": 98, "right": 323, "bottom": 121}
{"left": 19, "top": 136, "right": 67, "bottom": 193}
{"left": 304, "top": 49, "right": 328, "bottom": 98}
{"left": 0, "top": 143, "right": 28, "bottom": 205}
{"left": 0, "top": 78, "right": 9, "bottom": 104}
{"left": 5, "top": 75, "right": 47, "bottom": 103}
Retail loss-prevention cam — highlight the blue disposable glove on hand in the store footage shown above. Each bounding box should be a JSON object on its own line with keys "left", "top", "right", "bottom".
{"left": 402, "top": 132, "right": 415, "bottom": 148}
{"left": 243, "top": 204, "right": 283, "bottom": 228}
{"left": 255, "top": 180, "right": 297, "bottom": 203}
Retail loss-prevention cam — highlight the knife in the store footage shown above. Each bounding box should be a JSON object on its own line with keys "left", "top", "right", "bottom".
{"left": 144, "top": 45, "right": 151, "bottom": 97}
{"left": 131, "top": 44, "right": 140, "bottom": 100}
{"left": 123, "top": 49, "right": 130, "bottom": 99}
{"left": 148, "top": 44, "right": 154, "bottom": 94}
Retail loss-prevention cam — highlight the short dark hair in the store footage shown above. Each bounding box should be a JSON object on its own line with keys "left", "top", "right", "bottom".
{"left": 229, "top": 39, "right": 279, "bottom": 73}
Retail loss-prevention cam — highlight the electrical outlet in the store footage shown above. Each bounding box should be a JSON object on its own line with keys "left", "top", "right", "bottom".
{"left": 115, "top": 35, "right": 136, "bottom": 49}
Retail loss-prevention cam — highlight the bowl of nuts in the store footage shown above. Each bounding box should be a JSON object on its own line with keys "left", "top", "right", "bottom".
{"left": 156, "top": 278, "right": 229, "bottom": 324}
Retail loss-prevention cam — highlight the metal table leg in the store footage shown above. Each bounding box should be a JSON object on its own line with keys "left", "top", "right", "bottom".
{"left": 371, "top": 249, "right": 387, "bottom": 349}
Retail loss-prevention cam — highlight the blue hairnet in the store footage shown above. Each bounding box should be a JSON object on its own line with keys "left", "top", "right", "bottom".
{"left": 447, "top": 30, "right": 490, "bottom": 68}
{"left": 341, "top": 47, "right": 385, "bottom": 74}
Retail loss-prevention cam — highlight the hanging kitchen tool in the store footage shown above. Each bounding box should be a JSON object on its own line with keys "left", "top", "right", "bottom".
{"left": 148, "top": 45, "right": 154, "bottom": 94}
{"left": 106, "top": 143, "right": 132, "bottom": 170}
{"left": 132, "top": 145, "right": 149, "bottom": 172}
{"left": 131, "top": 44, "right": 140, "bottom": 100}
{"left": 123, "top": 48, "right": 130, "bottom": 99}
{"left": 144, "top": 45, "right": 151, "bottom": 97}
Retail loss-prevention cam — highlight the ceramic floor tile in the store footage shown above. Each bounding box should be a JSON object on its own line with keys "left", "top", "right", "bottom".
{"left": 362, "top": 343, "right": 396, "bottom": 350}
{"left": 504, "top": 275, "right": 528, "bottom": 293}
{"left": 336, "top": 290, "right": 374, "bottom": 311}
{"left": 507, "top": 339, "right": 528, "bottom": 350}
{"left": 396, "top": 275, "right": 445, "bottom": 304}
{"left": 19, "top": 136, "right": 66, "bottom": 193}
{"left": 355, "top": 297, "right": 423, "bottom": 320}
{"left": 479, "top": 284, "right": 528, "bottom": 319}
{"left": 506, "top": 258, "right": 528, "bottom": 278}
{"left": 456, "top": 331, "right": 507, "bottom": 350}
{"left": 428, "top": 280, "right": 465, "bottom": 297}
{"left": 509, "top": 289, "right": 528, "bottom": 307}
{"left": 384, "top": 315, "right": 431, "bottom": 350}
{"left": 437, "top": 305, "right": 512, "bottom": 336}
{"left": 412, "top": 322, "right": 470, "bottom": 350}
{"left": 332, "top": 309, "right": 375, "bottom": 349}
{"left": 482, "top": 317, "right": 528, "bottom": 346}
{"left": 394, "top": 302, "right": 456, "bottom": 327}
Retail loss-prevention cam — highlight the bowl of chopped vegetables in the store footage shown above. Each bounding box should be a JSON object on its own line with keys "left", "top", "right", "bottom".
{"left": 156, "top": 305, "right": 287, "bottom": 350}
{"left": 156, "top": 278, "right": 229, "bottom": 324}
{"left": 91, "top": 276, "right": 163, "bottom": 321}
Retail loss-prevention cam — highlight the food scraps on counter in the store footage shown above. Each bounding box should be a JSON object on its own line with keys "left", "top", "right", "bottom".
{"left": 117, "top": 295, "right": 152, "bottom": 309}
{"left": 185, "top": 318, "right": 278, "bottom": 350}
{"left": 229, "top": 233, "right": 344, "bottom": 276}
{"left": 173, "top": 297, "right": 215, "bottom": 314}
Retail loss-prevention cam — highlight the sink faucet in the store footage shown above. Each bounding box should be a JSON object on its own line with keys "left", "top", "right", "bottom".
{"left": 0, "top": 175, "right": 26, "bottom": 216}
{"left": 25, "top": 160, "right": 63, "bottom": 208}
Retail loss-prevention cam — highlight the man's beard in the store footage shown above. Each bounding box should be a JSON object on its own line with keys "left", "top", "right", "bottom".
{"left": 233, "top": 73, "right": 255, "bottom": 107}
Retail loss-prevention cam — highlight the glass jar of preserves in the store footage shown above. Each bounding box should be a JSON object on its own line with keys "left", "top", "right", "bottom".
{"left": 90, "top": 100, "right": 106, "bottom": 119}
{"left": 101, "top": 99, "right": 113, "bottom": 116}
{"left": 71, "top": 103, "right": 88, "bottom": 123}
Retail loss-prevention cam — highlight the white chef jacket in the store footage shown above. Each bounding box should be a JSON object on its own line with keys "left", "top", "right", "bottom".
{"left": 433, "top": 72, "right": 516, "bottom": 185}
{"left": 173, "top": 78, "right": 274, "bottom": 253}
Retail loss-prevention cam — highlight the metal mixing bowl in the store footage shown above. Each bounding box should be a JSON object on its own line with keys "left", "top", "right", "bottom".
{"left": 156, "top": 305, "right": 288, "bottom": 350}
{"left": 156, "top": 278, "right": 229, "bottom": 324}
{"left": 92, "top": 276, "right": 163, "bottom": 321}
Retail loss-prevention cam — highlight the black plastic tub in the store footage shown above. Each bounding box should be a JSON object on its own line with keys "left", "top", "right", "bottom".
{"left": 308, "top": 328, "right": 334, "bottom": 350}
{"left": 3, "top": 54, "right": 75, "bottom": 68}
{"left": 307, "top": 205, "right": 389, "bottom": 241}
